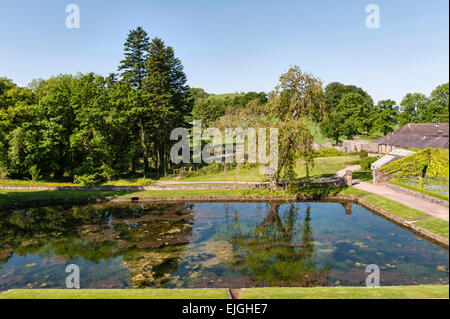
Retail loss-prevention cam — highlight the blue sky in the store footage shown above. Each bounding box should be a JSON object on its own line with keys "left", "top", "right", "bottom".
{"left": 0, "top": 0, "right": 448, "bottom": 103}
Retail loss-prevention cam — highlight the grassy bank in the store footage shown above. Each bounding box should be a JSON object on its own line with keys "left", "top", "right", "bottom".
{"left": 362, "top": 194, "right": 429, "bottom": 220}
{"left": 414, "top": 218, "right": 449, "bottom": 239}
{"left": 240, "top": 285, "right": 449, "bottom": 299}
{"left": 0, "top": 289, "right": 229, "bottom": 299}
{"left": 1, "top": 285, "right": 447, "bottom": 299}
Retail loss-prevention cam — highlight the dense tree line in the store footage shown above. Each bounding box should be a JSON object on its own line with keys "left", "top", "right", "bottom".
{"left": 0, "top": 27, "right": 191, "bottom": 182}
{"left": 320, "top": 82, "right": 449, "bottom": 144}
{"left": 1, "top": 26, "right": 448, "bottom": 183}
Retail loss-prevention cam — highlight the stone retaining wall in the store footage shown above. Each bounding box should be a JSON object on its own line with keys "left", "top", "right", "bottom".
{"left": 0, "top": 178, "right": 347, "bottom": 191}
{"left": 383, "top": 183, "right": 449, "bottom": 208}
{"left": 341, "top": 140, "right": 379, "bottom": 153}
{"left": 0, "top": 184, "right": 268, "bottom": 191}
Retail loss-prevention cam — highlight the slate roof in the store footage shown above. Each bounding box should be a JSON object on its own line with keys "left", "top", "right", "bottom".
{"left": 375, "top": 123, "right": 449, "bottom": 150}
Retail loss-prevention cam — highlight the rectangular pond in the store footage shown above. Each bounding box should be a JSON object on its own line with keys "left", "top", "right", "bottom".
{"left": 0, "top": 201, "right": 448, "bottom": 289}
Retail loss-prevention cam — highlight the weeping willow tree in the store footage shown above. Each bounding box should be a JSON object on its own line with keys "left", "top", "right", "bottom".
{"left": 212, "top": 66, "right": 326, "bottom": 188}
{"left": 267, "top": 66, "right": 327, "bottom": 188}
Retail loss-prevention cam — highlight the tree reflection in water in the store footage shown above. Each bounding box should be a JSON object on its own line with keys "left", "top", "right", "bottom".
{"left": 217, "top": 203, "right": 331, "bottom": 287}
{"left": 0, "top": 203, "right": 194, "bottom": 288}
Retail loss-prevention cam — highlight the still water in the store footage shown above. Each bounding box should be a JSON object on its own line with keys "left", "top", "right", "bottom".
{"left": 0, "top": 201, "right": 448, "bottom": 289}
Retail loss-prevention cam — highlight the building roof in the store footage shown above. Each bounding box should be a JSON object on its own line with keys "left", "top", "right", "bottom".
{"left": 375, "top": 123, "right": 449, "bottom": 150}
{"left": 371, "top": 149, "right": 416, "bottom": 171}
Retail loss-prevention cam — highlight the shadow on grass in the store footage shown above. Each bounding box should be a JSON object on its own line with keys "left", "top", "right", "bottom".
{"left": 0, "top": 190, "right": 137, "bottom": 208}
{"left": 352, "top": 170, "right": 373, "bottom": 182}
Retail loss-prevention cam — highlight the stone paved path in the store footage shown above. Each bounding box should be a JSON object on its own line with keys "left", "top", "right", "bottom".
{"left": 339, "top": 165, "right": 449, "bottom": 221}
{"left": 352, "top": 180, "right": 449, "bottom": 221}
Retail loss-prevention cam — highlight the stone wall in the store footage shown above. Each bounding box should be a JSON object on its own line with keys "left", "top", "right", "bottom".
{"left": 384, "top": 183, "right": 449, "bottom": 208}
{"left": 0, "top": 184, "right": 268, "bottom": 191}
{"left": 372, "top": 169, "right": 392, "bottom": 184}
{"left": 341, "top": 140, "right": 379, "bottom": 153}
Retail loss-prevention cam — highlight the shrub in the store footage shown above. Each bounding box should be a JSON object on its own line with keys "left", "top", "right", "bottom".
{"left": 0, "top": 163, "right": 9, "bottom": 180}
{"left": 360, "top": 156, "right": 378, "bottom": 170}
{"left": 359, "top": 150, "right": 368, "bottom": 159}
{"left": 28, "top": 165, "right": 41, "bottom": 182}
{"left": 74, "top": 173, "right": 104, "bottom": 186}
{"left": 314, "top": 147, "right": 343, "bottom": 157}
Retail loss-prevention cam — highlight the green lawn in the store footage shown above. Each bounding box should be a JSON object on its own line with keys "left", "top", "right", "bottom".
{"left": 0, "top": 289, "right": 229, "bottom": 299}
{"left": 0, "top": 178, "right": 155, "bottom": 187}
{"left": 1, "top": 155, "right": 359, "bottom": 185}
{"left": 157, "top": 155, "right": 359, "bottom": 182}
{"left": 1, "top": 285, "right": 447, "bottom": 299}
{"left": 352, "top": 169, "right": 373, "bottom": 183}
{"left": 362, "top": 194, "right": 429, "bottom": 220}
{"left": 294, "top": 155, "right": 360, "bottom": 179}
{"left": 414, "top": 218, "right": 449, "bottom": 239}
{"left": 240, "top": 285, "right": 449, "bottom": 299}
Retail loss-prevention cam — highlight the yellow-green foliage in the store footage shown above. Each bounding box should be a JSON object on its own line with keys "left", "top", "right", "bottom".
{"left": 382, "top": 148, "right": 449, "bottom": 178}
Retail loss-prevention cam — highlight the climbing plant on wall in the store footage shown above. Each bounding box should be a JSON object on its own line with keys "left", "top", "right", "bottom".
{"left": 381, "top": 148, "right": 449, "bottom": 178}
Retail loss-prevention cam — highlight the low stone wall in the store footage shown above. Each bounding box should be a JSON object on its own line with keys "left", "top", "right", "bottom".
{"left": 384, "top": 183, "right": 449, "bottom": 208}
{"left": 281, "top": 177, "right": 347, "bottom": 189}
{"left": 0, "top": 184, "right": 268, "bottom": 191}
{"left": 341, "top": 140, "right": 379, "bottom": 153}
{"left": 0, "top": 178, "right": 347, "bottom": 191}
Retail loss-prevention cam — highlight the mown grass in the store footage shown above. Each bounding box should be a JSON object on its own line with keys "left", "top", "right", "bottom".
{"left": 0, "top": 289, "right": 229, "bottom": 299}
{"left": 362, "top": 194, "right": 429, "bottom": 220}
{"left": 0, "top": 179, "right": 78, "bottom": 187}
{"left": 1, "top": 285, "right": 447, "bottom": 299}
{"left": 352, "top": 169, "right": 373, "bottom": 183}
{"left": 240, "top": 285, "right": 449, "bottom": 299}
{"left": 414, "top": 218, "right": 449, "bottom": 239}
{"left": 0, "top": 178, "right": 155, "bottom": 187}
{"left": 163, "top": 155, "right": 360, "bottom": 182}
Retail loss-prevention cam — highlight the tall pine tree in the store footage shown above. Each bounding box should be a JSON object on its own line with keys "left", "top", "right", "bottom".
{"left": 118, "top": 27, "right": 151, "bottom": 176}
{"left": 118, "top": 26, "right": 150, "bottom": 89}
{"left": 143, "top": 38, "right": 192, "bottom": 176}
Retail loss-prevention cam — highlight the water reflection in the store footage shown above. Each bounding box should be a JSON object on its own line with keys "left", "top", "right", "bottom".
{"left": 0, "top": 201, "right": 448, "bottom": 289}
{"left": 217, "top": 203, "right": 331, "bottom": 287}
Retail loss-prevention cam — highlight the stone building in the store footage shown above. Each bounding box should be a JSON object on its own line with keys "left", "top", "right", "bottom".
{"left": 375, "top": 123, "right": 449, "bottom": 153}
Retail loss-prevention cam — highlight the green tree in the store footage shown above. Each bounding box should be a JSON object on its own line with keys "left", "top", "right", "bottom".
{"left": 426, "top": 83, "right": 449, "bottom": 123}
{"left": 192, "top": 97, "right": 227, "bottom": 128}
{"left": 268, "top": 66, "right": 326, "bottom": 187}
{"left": 398, "top": 93, "right": 429, "bottom": 125}
{"left": 143, "top": 37, "right": 192, "bottom": 176}
{"left": 320, "top": 82, "right": 374, "bottom": 142}
{"left": 373, "top": 99, "right": 399, "bottom": 135}
{"left": 118, "top": 26, "right": 150, "bottom": 89}
{"left": 118, "top": 27, "right": 152, "bottom": 176}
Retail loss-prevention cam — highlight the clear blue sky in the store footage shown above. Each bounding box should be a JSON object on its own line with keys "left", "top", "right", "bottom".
{"left": 0, "top": 0, "right": 448, "bottom": 103}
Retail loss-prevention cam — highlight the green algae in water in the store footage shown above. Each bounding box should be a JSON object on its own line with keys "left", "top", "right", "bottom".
{"left": 0, "top": 201, "right": 448, "bottom": 289}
